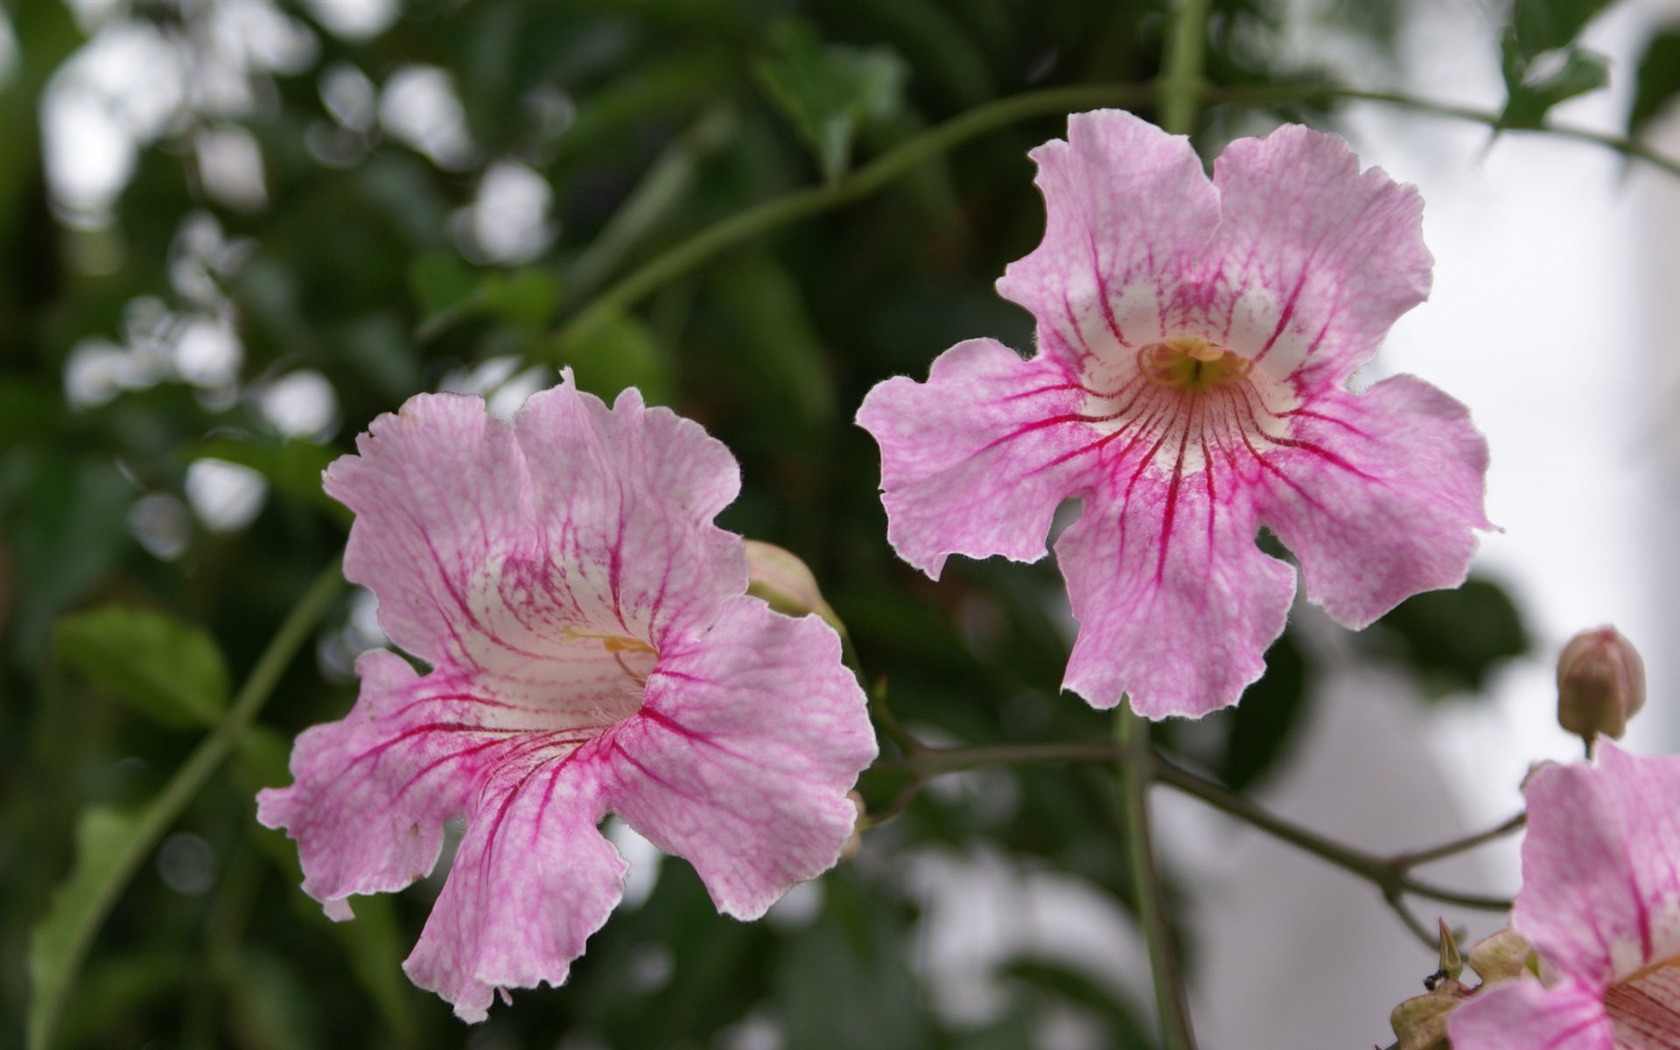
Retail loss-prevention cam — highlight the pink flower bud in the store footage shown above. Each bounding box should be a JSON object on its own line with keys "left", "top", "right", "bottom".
{"left": 1556, "top": 626, "right": 1645, "bottom": 744}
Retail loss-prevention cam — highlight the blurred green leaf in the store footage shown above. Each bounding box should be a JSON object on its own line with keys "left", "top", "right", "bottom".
{"left": 999, "top": 958, "right": 1153, "bottom": 1048}
{"left": 1628, "top": 27, "right": 1680, "bottom": 140}
{"left": 413, "top": 256, "right": 562, "bottom": 342}
{"left": 56, "top": 605, "right": 230, "bottom": 729}
{"left": 546, "top": 307, "right": 673, "bottom": 404}
{"left": 319, "top": 895, "right": 420, "bottom": 1050}
{"left": 1376, "top": 577, "right": 1529, "bottom": 698}
{"left": 711, "top": 250, "right": 836, "bottom": 432}
{"left": 773, "top": 875, "right": 930, "bottom": 1050}
{"left": 1213, "top": 631, "right": 1310, "bottom": 792}
{"left": 756, "top": 19, "right": 907, "bottom": 184}
{"left": 1509, "top": 0, "right": 1614, "bottom": 55}
{"left": 5, "top": 453, "right": 133, "bottom": 661}
{"left": 1497, "top": 0, "right": 1614, "bottom": 129}
{"left": 29, "top": 806, "right": 147, "bottom": 1050}
{"left": 0, "top": 380, "right": 59, "bottom": 452}
{"left": 1499, "top": 37, "right": 1609, "bottom": 129}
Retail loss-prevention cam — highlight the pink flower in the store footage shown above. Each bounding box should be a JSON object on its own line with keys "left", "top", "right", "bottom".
{"left": 855, "top": 110, "right": 1490, "bottom": 718}
{"left": 1450, "top": 742, "right": 1680, "bottom": 1049}
{"left": 257, "top": 374, "right": 876, "bottom": 1021}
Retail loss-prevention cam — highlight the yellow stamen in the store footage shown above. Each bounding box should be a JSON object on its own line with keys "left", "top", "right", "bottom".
{"left": 562, "top": 626, "right": 657, "bottom": 655}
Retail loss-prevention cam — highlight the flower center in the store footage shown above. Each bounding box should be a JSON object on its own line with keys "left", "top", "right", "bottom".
{"left": 1137, "top": 337, "right": 1252, "bottom": 392}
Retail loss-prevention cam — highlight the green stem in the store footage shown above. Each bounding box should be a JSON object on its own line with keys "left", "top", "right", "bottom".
{"left": 1118, "top": 705, "right": 1196, "bottom": 1050}
{"left": 1122, "top": 2, "right": 1211, "bottom": 1044}
{"left": 1158, "top": 0, "right": 1210, "bottom": 136}
{"left": 30, "top": 565, "right": 342, "bottom": 1050}
{"left": 551, "top": 83, "right": 1152, "bottom": 349}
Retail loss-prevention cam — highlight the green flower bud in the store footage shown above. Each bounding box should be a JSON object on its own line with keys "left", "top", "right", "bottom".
{"left": 744, "top": 540, "right": 845, "bottom": 635}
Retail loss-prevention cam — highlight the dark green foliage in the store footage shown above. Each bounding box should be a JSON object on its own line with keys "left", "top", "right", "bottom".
{"left": 1375, "top": 578, "right": 1530, "bottom": 698}
{"left": 1497, "top": 0, "right": 1616, "bottom": 129}
{"left": 1628, "top": 27, "right": 1680, "bottom": 140}
{"left": 0, "top": 2, "right": 1545, "bottom": 1048}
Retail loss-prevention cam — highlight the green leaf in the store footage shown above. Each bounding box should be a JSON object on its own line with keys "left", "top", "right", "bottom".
{"left": 411, "top": 256, "right": 561, "bottom": 341}
{"left": 1376, "top": 577, "right": 1529, "bottom": 698}
{"left": 1510, "top": 0, "right": 1615, "bottom": 56}
{"left": 1214, "top": 631, "right": 1310, "bottom": 792}
{"left": 1628, "top": 28, "right": 1680, "bottom": 140}
{"left": 1499, "top": 38, "right": 1610, "bottom": 129}
{"left": 56, "top": 605, "right": 230, "bottom": 728}
{"left": 546, "top": 308, "right": 673, "bottom": 405}
{"left": 29, "top": 806, "right": 148, "bottom": 1050}
{"left": 711, "top": 251, "right": 836, "bottom": 433}
{"left": 1497, "top": 0, "right": 1615, "bottom": 129}
{"left": 756, "top": 18, "right": 907, "bottom": 184}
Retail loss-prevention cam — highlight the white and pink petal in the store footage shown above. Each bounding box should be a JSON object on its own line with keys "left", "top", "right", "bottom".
{"left": 1256, "top": 375, "right": 1491, "bottom": 630}
{"left": 608, "top": 596, "right": 876, "bottom": 918}
{"left": 1198, "top": 125, "right": 1431, "bottom": 385}
{"left": 1055, "top": 458, "right": 1296, "bottom": 718}
{"left": 1514, "top": 744, "right": 1680, "bottom": 989}
{"left": 857, "top": 338, "right": 1104, "bottom": 579}
{"left": 402, "top": 750, "right": 625, "bottom": 1022}
{"left": 996, "top": 110, "right": 1219, "bottom": 376}
{"left": 256, "top": 649, "right": 554, "bottom": 919}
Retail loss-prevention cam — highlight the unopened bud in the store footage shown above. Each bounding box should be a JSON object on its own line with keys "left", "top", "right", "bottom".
{"left": 1465, "top": 928, "right": 1534, "bottom": 985}
{"left": 1435, "top": 919, "right": 1463, "bottom": 983}
{"left": 745, "top": 540, "right": 845, "bottom": 635}
{"left": 1390, "top": 983, "right": 1467, "bottom": 1050}
{"left": 838, "top": 791, "right": 867, "bottom": 861}
{"left": 1557, "top": 626, "right": 1645, "bottom": 745}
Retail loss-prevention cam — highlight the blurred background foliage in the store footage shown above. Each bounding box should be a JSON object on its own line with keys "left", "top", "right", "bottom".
{"left": 16, "top": 0, "right": 1676, "bottom": 1045}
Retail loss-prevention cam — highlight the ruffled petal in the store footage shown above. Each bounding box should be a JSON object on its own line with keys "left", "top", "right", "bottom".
{"left": 996, "top": 109, "right": 1219, "bottom": 375}
{"left": 256, "top": 650, "right": 528, "bottom": 918}
{"left": 323, "top": 393, "right": 533, "bottom": 670}
{"left": 1054, "top": 462, "right": 1295, "bottom": 717}
{"left": 1449, "top": 978, "right": 1613, "bottom": 1050}
{"left": 1196, "top": 125, "right": 1430, "bottom": 385}
{"left": 512, "top": 380, "right": 746, "bottom": 649}
{"left": 606, "top": 596, "right": 876, "bottom": 918}
{"left": 857, "top": 338, "right": 1102, "bottom": 578}
{"left": 402, "top": 750, "right": 624, "bottom": 1022}
{"left": 1255, "top": 375, "right": 1491, "bottom": 629}
{"left": 1515, "top": 744, "right": 1680, "bottom": 989}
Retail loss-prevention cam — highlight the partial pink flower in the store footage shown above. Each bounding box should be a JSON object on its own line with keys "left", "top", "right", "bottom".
{"left": 1450, "top": 742, "right": 1680, "bottom": 1049}
{"left": 257, "top": 374, "right": 876, "bottom": 1021}
{"left": 855, "top": 109, "right": 1491, "bottom": 718}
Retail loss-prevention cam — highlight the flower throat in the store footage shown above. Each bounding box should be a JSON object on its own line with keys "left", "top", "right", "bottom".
{"left": 1138, "top": 336, "right": 1251, "bottom": 392}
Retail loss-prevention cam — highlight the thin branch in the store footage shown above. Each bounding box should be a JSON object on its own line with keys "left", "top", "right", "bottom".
{"left": 1393, "top": 812, "right": 1526, "bottom": 871}
{"left": 550, "top": 83, "right": 1154, "bottom": 348}
{"left": 880, "top": 740, "right": 1514, "bottom": 913}
{"left": 1209, "top": 83, "right": 1680, "bottom": 180}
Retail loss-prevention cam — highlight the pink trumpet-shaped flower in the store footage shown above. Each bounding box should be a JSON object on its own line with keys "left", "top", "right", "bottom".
{"left": 1450, "top": 742, "right": 1680, "bottom": 1049}
{"left": 856, "top": 109, "right": 1491, "bottom": 718}
{"left": 257, "top": 374, "right": 876, "bottom": 1021}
